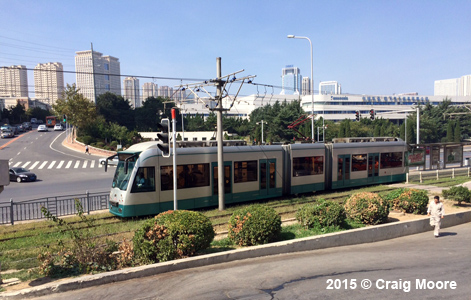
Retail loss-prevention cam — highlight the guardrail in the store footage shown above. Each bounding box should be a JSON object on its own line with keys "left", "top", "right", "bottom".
{"left": 407, "top": 167, "right": 471, "bottom": 183}
{"left": 0, "top": 191, "right": 109, "bottom": 225}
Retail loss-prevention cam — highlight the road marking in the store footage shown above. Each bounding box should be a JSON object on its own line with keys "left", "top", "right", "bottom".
{"left": 90, "top": 160, "right": 95, "bottom": 168}
{"left": 65, "top": 161, "right": 72, "bottom": 168}
{"left": 38, "top": 161, "right": 48, "bottom": 169}
{"left": 74, "top": 161, "right": 80, "bottom": 168}
{"left": 83, "top": 160, "right": 88, "bottom": 168}
{"left": 48, "top": 161, "right": 56, "bottom": 169}
{"left": 57, "top": 161, "right": 65, "bottom": 169}
{"left": 22, "top": 161, "right": 31, "bottom": 168}
{"left": 13, "top": 162, "right": 21, "bottom": 167}
{"left": 29, "top": 161, "right": 40, "bottom": 169}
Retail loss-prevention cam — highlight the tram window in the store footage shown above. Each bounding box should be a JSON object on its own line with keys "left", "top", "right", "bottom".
{"left": 131, "top": 167, "right": 156, "bottom": 193}
{"left": 234, "top": 160, "right": 257, "bottom": 183}
{"left": 380, "top": 152, "right": 403, "bottom": 168}
{"left": 293, "top": 156, "right": 323, "bottom": 177}
{"left": 160, "top": 163, "right": 210, "bottom": 191}
{"left": 352, "top": 154, "right": 367, "bottom": 171}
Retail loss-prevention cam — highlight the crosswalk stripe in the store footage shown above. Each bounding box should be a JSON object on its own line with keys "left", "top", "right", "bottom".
{"left": 83, "top": 160, "right": 88, "bottom": 168}
{"left": 29, "top": 161, "right": 40, "bottom": 169}
{"left": 13, "top": 162, "right": 21, "bottom": 167}
{"left": 10, "top": 160, "right": 108, "bottom": 170}
{"left": 22, "top": 161, "right": 31, "bottom": 168}
{"left": 48, "top": 161, "right": 56, "bottom": 169}
{"left": 38, "top": 161, "right": 48, "bottom": 169}
{"left": 57, "top": 161, "right": 65, "bottom": 169}
{"left": 65, "top": 161, "right": 72, "bottom": 168}
{"left": 74, "top": 161, "right": 80, "bottom": 168}
{"left": 90, "top": 160, "right": 95, "bottom": 168}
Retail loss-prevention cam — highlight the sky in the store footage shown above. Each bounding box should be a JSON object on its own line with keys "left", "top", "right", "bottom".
{"left": 1, "top": 0, "right": 471, "bottom": 97}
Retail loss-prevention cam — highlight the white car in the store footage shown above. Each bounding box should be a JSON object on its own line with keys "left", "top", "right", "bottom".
{"left": 37, "top": 125, "right": 48, "bottom": 132}
{"left": 54, "top": 124, "right": 64, "bottom": 131}
{"left": 99, "top": 157, "right": 119, "bottom": 166}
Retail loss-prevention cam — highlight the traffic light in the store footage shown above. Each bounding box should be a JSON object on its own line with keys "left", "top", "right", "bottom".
{"left": 355, "top": 111, "right": 360, "bottom": 121}
{"left": 370, "top": 109, "right": 375, "bottom": 120}
{"left": 63, "top": 114, "right": 66, "bottom": 123}
{"left": 157, "top": 118, "right": 170, "bottom": 157}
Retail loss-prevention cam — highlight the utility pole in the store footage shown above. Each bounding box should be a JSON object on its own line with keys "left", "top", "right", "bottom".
{"left": 416, "top": 107, "right": 420, "bottom": 145}
{"left": 91, "top": 43, "right": 96, "bottom": 103}
{"left": 216, "top": 57, "right": 225, "bottom": 211}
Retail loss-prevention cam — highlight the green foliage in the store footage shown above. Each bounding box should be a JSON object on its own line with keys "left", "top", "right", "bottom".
{"left": 344, "top": 192, "right": 389, "bottom": 225}
{"left": 79, "top": 135, "right": 94, "bottom": 146}
{"left": 385, "top": 188, "right": 429, "bottom": 214}
{"left": 295, "top": 199, "right": 346, "bottom": 229}
{"left": 228, "top": 204, "right": 281, "bottom": 246}
{"left": 133, "top": 210, "right": 214, "bottom": 264}
{"left": 442, "top": 186, "right": 471, "bottom": 205}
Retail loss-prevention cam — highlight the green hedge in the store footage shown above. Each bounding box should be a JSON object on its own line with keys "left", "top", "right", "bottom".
{"left": 344, "top": 192, "right": 389, "bottom": 225}
{"left": 228, "top": 204, "right": 281, "bottom": 246}
{"left": 133, "top": 210, "right": 214, "bottom": 264}
{"left": 385, "top": 188, "right": 429, "bottom": 214}
{"left": 296, "top": 199, "right": 346, "bottom": 229}
{"left": 443, "top": 186, "right": 471, "bottom": 205}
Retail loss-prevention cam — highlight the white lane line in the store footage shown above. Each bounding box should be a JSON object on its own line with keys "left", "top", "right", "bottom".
{"left": 65, "top": 161, "right": 72, "bottom": 168}
{"left": 57, "top": 161, "right": 65, "bottom": 169}
{"left": 22, "top": 161, "right": 31, "bottom": 168}
{"left": 48, "top": 161, "right": 56, "bottom": 169}
{"left": 82, "top": 160, "right": 88, "bottom": 168}
{"left": 74, "top": 161, "right": 80, "bottom": 168}
{"left": 38, "top": 161, "right": 48, "bottom": 169}
{"left": 29, "top": 161, "right": 40, "bottom": 169}
{"left": 13, "top": 162, "right": 22, "bottom": 167}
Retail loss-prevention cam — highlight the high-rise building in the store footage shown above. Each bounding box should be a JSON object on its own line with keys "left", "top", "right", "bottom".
{"left": 75, "top": 50, "right": 121, "bottom": 102}
{"left": 0, "top": 65, "right": 28, "bottom": 97}
{"left": 34, "top": 62, "right": 64, "bottom": 105}
{"left": 302, "top": 77, "right": 311, "bottom": 95}
{"left": 158, "top": 86, "right": 173, "bottom": 98}
{"left": 123, "top": 77, "right": 140, "bottom": 108}
{"left": 319, "top": 81, "right": 341, "bottom": 95}
{"left": 280, "top": 65, "right": 301, "bottom": 95}
{"left": 434, "top": 75, "right": 471, "bottom": 96}
{"left": 142, "top": 82, "right": 158, "bottom": 102}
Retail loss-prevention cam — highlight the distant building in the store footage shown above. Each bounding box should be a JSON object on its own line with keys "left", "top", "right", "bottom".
{"left": 142, "top": 82, "right": 158, "bottom": 102}
{"left": 123, "top": 77, "right": 140, "bottom": 108}
{"left": 158, "top": 86, "right": 173, "bottom": 98}
{"left": 319, "top": 81, "right": 341, "bottom": 95}
{"left": 0, "top": 65, "right": 28, "bottom": 97}
{"left": 435, "top": 75, "right": 471, "bottom": 96}
{"left": 34, "top": 62, "right": 64, "bottom": 106}
{"left": 302, "top": 77, "right": 311, "bottom": 95}
{"left": 75, "top": 50, "right": 121, "bottom": 102}
{"left": 280, "top": 65, "right": 301, "bottom": 95}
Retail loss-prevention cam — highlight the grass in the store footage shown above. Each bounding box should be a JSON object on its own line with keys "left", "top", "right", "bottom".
{"left": 417, "top": 176, "right": 471, "bottom": 187}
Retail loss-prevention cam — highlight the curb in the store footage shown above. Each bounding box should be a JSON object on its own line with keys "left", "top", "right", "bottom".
{"left": 2, "top": 210, "right": 470, "bottom": 299}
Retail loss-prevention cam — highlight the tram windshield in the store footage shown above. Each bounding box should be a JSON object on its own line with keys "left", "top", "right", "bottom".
{"left": 112, "top": 153, "right": 138, "bottom": 191}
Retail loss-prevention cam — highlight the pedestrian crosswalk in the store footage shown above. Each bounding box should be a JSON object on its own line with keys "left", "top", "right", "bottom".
{"left": 10, "top": 159, "right": 110, "bottom": 170}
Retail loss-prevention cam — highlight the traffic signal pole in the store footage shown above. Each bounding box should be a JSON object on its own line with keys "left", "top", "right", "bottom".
{"left": 172, "top": 108, "right": 177, "bottom": 210}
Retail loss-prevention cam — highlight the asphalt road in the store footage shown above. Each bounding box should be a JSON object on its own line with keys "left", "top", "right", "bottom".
{"left": 0, "top": 127, "right": 114, "bottom": 203}
{"left": 31, "top": 223, "right": 471, "bottom": 300}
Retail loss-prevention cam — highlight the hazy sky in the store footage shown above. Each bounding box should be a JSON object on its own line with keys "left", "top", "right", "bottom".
{"left": 1, "top": 0, "right": 470, "bottom": 97}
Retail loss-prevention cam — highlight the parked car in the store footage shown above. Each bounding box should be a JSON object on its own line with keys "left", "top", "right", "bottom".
{"left": 9, "top": 167, "right": 37, "bottom": 183}
{"left": 16, "top": 124, "right": 25, "bottom": 132}
{"left": 22, "top": 122, "right": 32, "bottom": 130}
{"left": 1, "top": 124, "right": 12, "bottom": 131}
{"left": 1, "top": 129, "right": 14, "bottom": 138}
{"left": 30, "top": 118, "right": 37, "bottom": 124}
{"left": 37, "top": 125, "right": 48, "bottom": 132}
{"left": 99, "top": 157, "right": 119, "bottom": 166}
{"left": 54, "top": 124, "right": 64, "bottom": 131}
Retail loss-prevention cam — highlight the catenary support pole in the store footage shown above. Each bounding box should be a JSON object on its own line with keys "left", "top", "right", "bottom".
{"left": 216, "top": 58, "right": 225, "bottom": 211}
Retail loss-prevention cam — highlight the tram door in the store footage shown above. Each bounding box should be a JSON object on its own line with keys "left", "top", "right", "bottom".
{"left": 259, "top": 159, "right": 276, "bottom": 196}
{"left": 337, "top": 155, "right": 351, "bottom": 187}
{"left": 368, "top": 153, "right": 380, "bottom": 182}
{"left": 212, "top": 162, "right": 232, "bottom": 203}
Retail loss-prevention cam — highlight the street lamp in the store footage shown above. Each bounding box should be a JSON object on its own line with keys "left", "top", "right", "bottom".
{"left": 256, "top": 120, "right": 268, "bottom": 144}
{"left": 287, "top": 34, "right": 314, "bottom": 141}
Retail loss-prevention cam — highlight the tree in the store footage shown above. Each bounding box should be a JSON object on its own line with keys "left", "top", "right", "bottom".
{"left": 96, "top": 92, "right": 134, "bottom": 130}
{"left": 446, "top": 121, "right": 454, "bottom": 143}
{"left": 9, "top": 103, "right": 26, "bottom": 123}
{"left": 454, "top": 119, "right": 461, "bottom": 142}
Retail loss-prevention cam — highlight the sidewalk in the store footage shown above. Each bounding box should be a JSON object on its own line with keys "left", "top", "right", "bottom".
{"left": 61, "top": 136, "right": 116, "bottom": 157}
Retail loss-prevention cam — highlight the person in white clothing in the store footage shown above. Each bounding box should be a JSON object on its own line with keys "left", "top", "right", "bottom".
{"left": 427, "top": 195, "right": 444, "bottom": 237}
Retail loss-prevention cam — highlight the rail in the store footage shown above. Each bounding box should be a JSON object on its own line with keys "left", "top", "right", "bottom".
{"left": 0, "top": 191, "right": 110, "bottom": 225}
{"left": 407, "top": 167, "right": 471, "bottom": 183}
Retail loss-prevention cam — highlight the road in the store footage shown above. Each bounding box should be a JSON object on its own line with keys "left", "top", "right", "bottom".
{"left": 0, "top": 127, "right": 114, "bottom": 203}
{"left": 32, "top": 223, "right": 471, "bottom": 300}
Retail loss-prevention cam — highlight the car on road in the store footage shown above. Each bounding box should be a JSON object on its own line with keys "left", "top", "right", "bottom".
{"left": 30, "top": 118, "right": 37, "bottom": 124}
{"left": 37, "top": 124, "right": 48, "bottom": 132}
{"left": 99, "top": 157, "right": 119, "bottom": 166}
{"left": 1, "top": 129, "right": 14, "bottom": 138}
{"left": 22, "top": 122, "right": 32, "bottom": 130}
{"left": 54, "top": 124, "right": 64, "bottom": 131}
{"left": 9, "top": 167, "right": 37, "bottom": 183}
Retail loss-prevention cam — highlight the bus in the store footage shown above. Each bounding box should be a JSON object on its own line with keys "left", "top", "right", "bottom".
{"left": 45, "top": 116, "right": 59, "bottom": 128}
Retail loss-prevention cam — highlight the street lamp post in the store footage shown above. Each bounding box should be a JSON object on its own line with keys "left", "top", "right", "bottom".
{"left": 287, "top": 35, "right": 314, "bottom": 141}
{"left": 256, "top": 120, "right": 268, "bottom": 144}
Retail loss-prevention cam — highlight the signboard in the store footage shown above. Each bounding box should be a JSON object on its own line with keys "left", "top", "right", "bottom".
{"left": 407, "top": 148, "right": 425, "bottom": 166}
{"left": 446, "top": 146, "right": 462, "bottom": 163}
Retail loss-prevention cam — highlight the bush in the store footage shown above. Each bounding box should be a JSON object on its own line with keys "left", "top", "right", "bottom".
{"left": 443, "top": 186, "right": 471, "bottom": 205}
{"left": 296, "top": 199, "right": 346, "bottom": 229}
{"left": 386, "top": 188, "right": 429, "bottom": 214}
{"left": 133, "top": 210, "right": 214, "bottom": 264}
{"left": 79, "top": 135, "right": 94, "bottom": 146}
{"left": 344, "top": 192, "right": 389, "bottom": 225}
{"left": 96, "top": 141, "right": 105, "bottom": 148}
{"left": 228, "top": 204, "right": 281, "bottom": 246}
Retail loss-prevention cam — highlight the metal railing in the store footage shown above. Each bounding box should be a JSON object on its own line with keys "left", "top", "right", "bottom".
{"left": 0, "top": 191, "right": 109, "bottom": 225}
{"left": 407, "top": 167, "right": 471, "bottom": 183}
